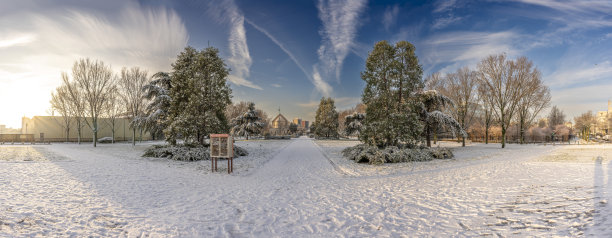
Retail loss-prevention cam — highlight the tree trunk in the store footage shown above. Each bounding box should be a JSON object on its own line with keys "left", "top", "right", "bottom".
{"left": 434, "top": 132, "right": 437, "bottom": 144}
{"left": 65, "top": 127, "right": 70, "bottom": 143}
{"left": 426, "top": 124, "right": 432, "bottom": 147}
{"left": 77, "top": 121, "right": 82, "bottom": 144}
{"left": 93, "top": 119, "right": 97, "bottom": 147}
{"left": 485, "top": 128, "right": 489, "bottom": 144}
{"left": 462, "top": 136, "right": 466, "bottom": 147}
{"left": 501, "top": 125, "right": 506, "bottom": 148}
{"left": 519, "top": 117, "right": 525, "bottom": 144}
{"left": 132, "top": 128, "right": 136, "bottom": 146}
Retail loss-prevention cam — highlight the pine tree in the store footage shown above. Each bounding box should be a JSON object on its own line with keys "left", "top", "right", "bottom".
{"left": 165, "top": 46, "right": 232, "bottom": 145}
{"left": 231, "top": 102, "right": 264, "bottom": 140}
{"left": 141, "top": 72, "right": 172, "bottom": 140}
{"left": 344, "top": 112, "right": 365, "bottom": 136}
{"left": 314, "top": 97, "right": 339, "bottom": 138}
{"left": 360, "top": 40, "right": 423, "bottom": 148}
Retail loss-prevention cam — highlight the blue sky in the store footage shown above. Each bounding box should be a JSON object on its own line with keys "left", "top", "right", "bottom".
{"left": 1, "top": 0, "right": 611, "bottom": 128}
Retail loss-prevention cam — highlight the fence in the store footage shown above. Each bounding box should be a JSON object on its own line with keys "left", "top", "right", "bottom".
{"left": 436, "top": 133, "right": 574, "bottom": 144}
{"left": 0, "top": 134, "right": 35, "bottom": 144}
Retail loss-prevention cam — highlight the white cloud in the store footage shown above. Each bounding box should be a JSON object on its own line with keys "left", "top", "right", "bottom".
{"left": 382, "top": 5, "right": 399, "bottom": 31}
{"left": 512, "top": 0, "right": 612, "bottom": 28}
{"left": 0, "top": 1, "right": 188, "bottom": 128}
{"left": 432, "top": 14, "right": 463, "bottom": 29}
{"left": 207, "top": 0, "right": 261, "bottom": 90}
{"left": 0, "top": 34, "right": 36, "bottom": 48}
{"left": 271, "top": 83, "right": 282, "bottom": 88}
{"left": 312, "top": 67, "right": 333, "bottom": 97}
{"left": 245, "top": 19, "right": 315, "bottom": 89}
{"left": 422, "top": 31, "right": 522, "bottom": 72}
{"left": 550, "top": 83, "right": 612, "bottom": 119}
{"left": 316, "top": 0, "right": 367, "bottom": 82}
{"left": 546, "top": 61, "right": 612, "bottom": 87}
{"left": 433, "top": 0, "right": 458, "bottom": 13}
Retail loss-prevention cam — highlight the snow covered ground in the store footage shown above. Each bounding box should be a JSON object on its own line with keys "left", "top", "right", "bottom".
{"left": 1, "top": 138, "right": 611, "bottom": 237}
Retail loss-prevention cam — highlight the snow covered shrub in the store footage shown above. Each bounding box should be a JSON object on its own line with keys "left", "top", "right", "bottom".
{"left": 143, "top": 145, "right": 248, "bottom": 161}
{"left": 234, "top": 146, "right": 248, "bottom": 156}
{"left": 427, "top": 148, "right": 453, "bottom": 159}
{"left": 342, "top": 144, "right": 453, "bottom": 164}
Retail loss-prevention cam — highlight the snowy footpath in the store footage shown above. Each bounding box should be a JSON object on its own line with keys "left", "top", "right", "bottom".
{"left": 1, "top": 138, "right": 612, "bottom": 237}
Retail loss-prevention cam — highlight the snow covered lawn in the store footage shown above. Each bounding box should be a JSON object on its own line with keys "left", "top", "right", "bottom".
{"left": 1, "top": 138, "right": 611, "bottom": 236}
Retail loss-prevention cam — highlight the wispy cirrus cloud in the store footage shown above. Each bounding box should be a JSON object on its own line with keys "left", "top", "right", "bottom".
{"left": 312, "top": 67, "right": 333, "bottom": 97}
{"left": 207, "top": 0, "right": 262, "bottom": 90}
{"left": 316, "top": 0, "right": 367, "bottom": 85}
{"left": 422, "top": 30, "right": 522, "bottom": 73}
{"left": 382, "top": 4, "right": 399, "bottom": 31}
{"left": 0, "top": 34, "right": 36, "bottom": 48}
{"left": 432, "top": 14, "right": 463, "bottom": 29}
{"left": 0, "top": 1, "right": 188, "bottom": 128}
{"left": 433, "top": 0, "right": 458, "bottom": 13}
{"left": 245, "top": 19, "right": 333, "bottom": 95}
{"left": 546, "top": 61, "right": 612, "bottom": 88}
{"left": 511, "top": 0, "right": 612, "bottom": 28}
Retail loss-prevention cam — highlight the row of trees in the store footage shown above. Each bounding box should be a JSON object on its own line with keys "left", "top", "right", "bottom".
{"left": 313, "top": 40, "right": 553, "bottom": 149}
{"left": 425, "top": 54, "right": 551, "bottom": 148}
{"left": 51, "top": 45, "right": 278, "bottom": 148}
{"left": 50, "top": 59, "right": 149, "bottom": 147}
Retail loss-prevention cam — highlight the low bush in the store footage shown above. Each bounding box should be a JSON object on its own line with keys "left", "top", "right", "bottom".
{"left": 342, "top": 144, "right": 453, "bottom": 165}
{"left": 143, "top": 144, "right": 248, "bottom": 161}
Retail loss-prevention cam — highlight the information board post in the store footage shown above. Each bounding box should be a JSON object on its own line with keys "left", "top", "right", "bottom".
{"left": 210, "top": 134, "right": 234, "bottom": 174}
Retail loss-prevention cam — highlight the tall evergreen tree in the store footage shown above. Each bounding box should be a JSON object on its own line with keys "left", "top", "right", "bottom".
{"left": 165, "top": 46, "right": 232, "bottom": 145}
{"left": 360, "top": 40, "right": 423, "bottom": 148}
{"left": 231, "top": 102, "right": 264, "bottom": 140}
{"left": 314, "top": 97, "right": 339, "bottom": 138}
{"left": 141, "top": 72, "right": 172, "bottom": 140}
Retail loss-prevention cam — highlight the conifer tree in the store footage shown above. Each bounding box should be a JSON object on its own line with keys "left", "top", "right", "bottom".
{"left": 314, "top": 97, "right": 339, "bottom": 138}
{"left": 141, "top": 72, "right": 172, "bottom": 140}
{"left": 344, "top": 112, "right": 365, "bottom": 136}
{"left": 165, "top": 46, "right": 232, "bottom": 145}
{"left": 231, "top": 102, "right": 264, "bottom": 140}
{"left": 360, "top": 40, "right": 423, "bottom": 148}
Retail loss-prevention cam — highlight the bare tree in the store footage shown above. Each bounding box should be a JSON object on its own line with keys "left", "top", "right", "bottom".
{"left": 61, "top": 73, "right": 86, "bottom": 144}
{"left": 513, "top": 57, "right": 551, "bottom": 144}
{"left": 574, "top": 111, "right": 595, "bottom": 141}
{"left": 547, "top": 106, "right": 565, "bottom": 128}
{"left": 477, "top": 54, "right": 526, "bottom": 148}
{"left": 118, "top": 67, "right": 149, "bottom": 146}
{"left": 71, "top": 58, "right": 115, "bottom": 147}
{"left": 50, "top": 84, "right": 73, "bottom": 142}
{"left": 445, "top": 67, "right": 478, "bottom": 147}
{"left": 477, "top": 80, "right": 495, "bottom": 144}
{"left": 103, "top": 84, "right": 123, "bottom": 143}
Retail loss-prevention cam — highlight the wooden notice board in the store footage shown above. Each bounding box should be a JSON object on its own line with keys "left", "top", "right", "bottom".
{"left": 210, "top": 134, "right": 234, "bottom": 173}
